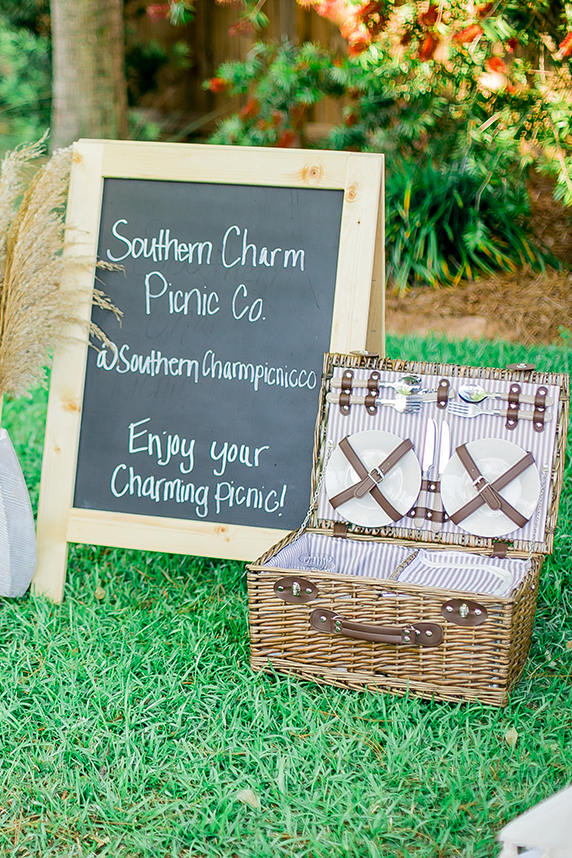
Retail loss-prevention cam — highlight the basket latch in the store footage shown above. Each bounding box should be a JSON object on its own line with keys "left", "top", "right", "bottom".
{"left": 274, "top": 576, "right": 318, "bottom": 603}
{"left": 441, "top": 599, "right": 488, "bottom": 626}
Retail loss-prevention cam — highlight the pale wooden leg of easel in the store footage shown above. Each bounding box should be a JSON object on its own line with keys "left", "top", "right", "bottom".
{"left": 33, "top": 398, "right": 72, "bottom": 603}
{"left": 33, "top": 526, "right": 70, "bottom": 603}
{"left": 32, "top": 142, "right": 104, "bottom": 603}
{"left": 33, "top": 339, "right": 92, "bottom": 603}
{"left": 32, "top": 337, "right": 88, "bottom": 602}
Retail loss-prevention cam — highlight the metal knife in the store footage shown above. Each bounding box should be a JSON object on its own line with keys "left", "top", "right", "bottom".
{"left": 414, "top": 417, "right": 437, "bottom": 529}
{"left": 430, "top": 420, "right": 451, "bottom": 533}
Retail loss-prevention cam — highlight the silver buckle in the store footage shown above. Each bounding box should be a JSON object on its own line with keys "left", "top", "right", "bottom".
{"left": 472, "top": 475, "right": 488, "bottom": 493}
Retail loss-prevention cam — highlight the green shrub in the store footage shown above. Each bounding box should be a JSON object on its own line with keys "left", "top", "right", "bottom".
{"left": 0, "top": 14, "right": 50, "bottom": 152}
{"left": 207, "top": 41, "right": 552, "bottom": 291}
{"left": 386, "top": 156, "right": 543, "bottom": 291}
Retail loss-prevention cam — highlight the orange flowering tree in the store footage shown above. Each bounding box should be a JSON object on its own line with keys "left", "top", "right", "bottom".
{"left": 204, "top": 1, "right": 572, "bottom": 287}
{"left": 145, "top": 1, "right": 196, "bottom": 24}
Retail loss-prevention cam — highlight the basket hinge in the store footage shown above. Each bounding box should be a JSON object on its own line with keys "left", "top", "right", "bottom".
{"left": 506, "top": 362, "right": 535, "bottom": 372}
{"left": 333, "top": 522, "right": 348, "bottom": 538}
{"left": 491, "top": 541, "right": 510, "bottom": 558}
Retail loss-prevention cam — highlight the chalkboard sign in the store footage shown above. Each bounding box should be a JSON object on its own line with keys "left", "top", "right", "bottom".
{"left": 34, "top": 140, "right": 384, "bottom": 602}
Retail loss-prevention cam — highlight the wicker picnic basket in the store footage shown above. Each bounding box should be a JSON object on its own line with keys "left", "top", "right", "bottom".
{"left": 247, "top": 353, "right": 569, "bottom": 706}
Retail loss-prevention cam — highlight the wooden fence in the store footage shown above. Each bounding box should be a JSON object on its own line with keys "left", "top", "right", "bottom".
{"left": 130, "top": 0, "right": 346, "bottom": 141}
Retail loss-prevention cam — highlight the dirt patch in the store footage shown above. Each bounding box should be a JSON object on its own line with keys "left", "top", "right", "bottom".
{"left": 386, "top": 267, "right": 572, "bottom": 345}
{"left": 386, "top": 174, "right": 572, "bottom": 345}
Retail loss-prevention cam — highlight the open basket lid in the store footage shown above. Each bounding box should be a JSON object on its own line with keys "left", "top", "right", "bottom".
{"left": 308, "top": 354, "right": 569, "bottom": 557}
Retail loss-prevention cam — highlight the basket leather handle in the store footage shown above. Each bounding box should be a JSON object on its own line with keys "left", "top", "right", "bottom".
{"left": 310, "top": 609, "right": 443, "bottom": 647}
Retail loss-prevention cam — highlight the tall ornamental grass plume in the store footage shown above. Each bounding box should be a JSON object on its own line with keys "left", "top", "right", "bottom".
{"left": 0, "top": 137, "right": 120, "bottom": 401}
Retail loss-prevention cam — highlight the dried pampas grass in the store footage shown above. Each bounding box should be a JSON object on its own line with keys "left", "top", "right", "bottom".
{"left": 0, "top": 138, "right": 120, "bottom": 400}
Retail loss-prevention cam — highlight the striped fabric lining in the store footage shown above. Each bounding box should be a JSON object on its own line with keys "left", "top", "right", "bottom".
{"left": 401, "top": 549, "right": 529, "bottom": 596}
{"left": 317, "top": 367, "right": 560, "bottom": 544}
{"left": 261, "top": 533, "right": 530, "bottom": 596}
{"left": 262, "top": 533, "right": 411, "bottom": 580}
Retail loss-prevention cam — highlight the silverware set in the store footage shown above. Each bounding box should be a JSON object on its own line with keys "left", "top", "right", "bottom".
{"left": 326, "top": 372, "right": 555, "bottom": 536}
{"left": 330, "top": 373, "right": 424, "bottom": 396}
{"left": 414, "top": 417, "right": 436, "bottom": 529}
{"left": 326, "top": 392, "right": 423, "bottom": 413}
{"left": 457, "top": 382, "right": 553, "bottom": 407}
{"left": 328, "top": 374, "right": 553, "bottom": 422}
{"left": 447, "top": 402, "right": 549, "bottom": 421}
{"left": 326, "top": 372, "right": 555, "bottom": 540}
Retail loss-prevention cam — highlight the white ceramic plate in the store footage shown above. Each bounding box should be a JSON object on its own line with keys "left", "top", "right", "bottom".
{"left": 440, "top": 438, "right": 540, "bottom": 538}
{"left": 325, "top": 430, "right": 421, "bottom": 527}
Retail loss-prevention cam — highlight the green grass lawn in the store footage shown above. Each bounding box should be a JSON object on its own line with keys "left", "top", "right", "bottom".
{"left": 1, "top": 333, "right": 571, "bottom": 858}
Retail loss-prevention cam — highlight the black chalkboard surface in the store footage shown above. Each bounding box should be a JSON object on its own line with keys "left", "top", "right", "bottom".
{"left": 74, "top": 178, "right": 344, "bottom": 530}
{"left": 34, "top": 141, "right": 384, "bottom": 602}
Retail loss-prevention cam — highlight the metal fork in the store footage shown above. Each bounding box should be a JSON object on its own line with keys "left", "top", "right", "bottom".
{"left": 447, "top": 402, "right": 551, "bottom": 422}
{"left": 326, "top": 392, "right": 423, "bottom": 414}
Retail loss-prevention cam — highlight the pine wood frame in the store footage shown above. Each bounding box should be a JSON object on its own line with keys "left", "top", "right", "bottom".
{"left": 33, "top": 139, "right": 385, "bottom": 602}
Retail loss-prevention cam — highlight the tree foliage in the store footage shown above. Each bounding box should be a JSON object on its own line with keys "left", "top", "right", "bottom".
{"left": 0, "top": 13, "right": 50, "bottom": 151}
{"left": 205, "top": 1, "right": 572, "bottom": 288}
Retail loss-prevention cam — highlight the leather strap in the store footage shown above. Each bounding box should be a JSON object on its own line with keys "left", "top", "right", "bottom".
{"left": 437, "top": 378, "right": 450, "bottom": 409}
{"left": 421, "top": 478, "right": 439, "bottom": 493}
{"left": 329, "top": 435, "right": 414, "bottom": 522}
{"left": 338, "top": 391, "right": 351, "bottom": 415}
{"left": 365, "top": 371, "right": 380, "bottom": 415}
{"left": 364, "top": 393, "right": 378, "bottom": 414}
{"left": 491, "top": 541, "right": 509, "bottom": 558}
{"left": 533, "top": 386, "right": 548, "bottom": 433}
{"left": 310, "top": 609, "right": 443, "bottom": 647}
{"left": 367, "top": 371, "right": 381, "bottom": 392}
{"left": 506, "top": 382, "right": 521, "bottom": 430}
{"left": 407, "top": 506, "right": 449, "bottom": 524}
{"left": 340, "top": 370, "right": 353, "bottom": 415}
{"left": 456, "top": 445, "right": 502, "bottom": 511}
{"left": 450, "top": 445, "right": 535, "bottom": 528}
{"left": 341, "top": 370, "right": 353, "bottom": 392}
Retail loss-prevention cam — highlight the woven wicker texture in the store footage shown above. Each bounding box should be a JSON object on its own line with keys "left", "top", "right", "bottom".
{"left": 248, "top": 557, "right": 542, "bottom": 707}
{"left": 247, "top": 355, "right": 569, "bottom": 707}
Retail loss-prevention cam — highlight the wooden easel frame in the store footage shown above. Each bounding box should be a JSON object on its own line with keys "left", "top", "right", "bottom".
{"left": 33, "top": 139, "right": 385, "bottom": 602}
